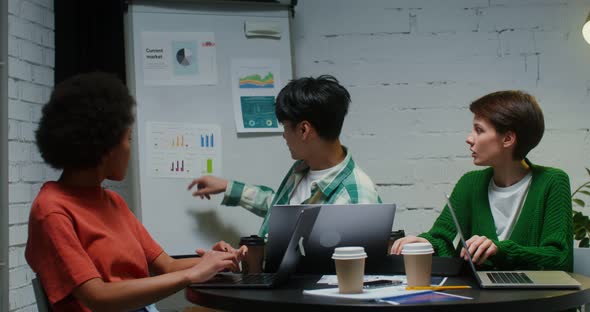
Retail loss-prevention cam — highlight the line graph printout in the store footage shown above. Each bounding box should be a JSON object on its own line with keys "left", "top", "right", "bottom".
{"left": 231, "top": 58, "right": 282, "bottom": 133}
{"left": 146, "top": 122, "right": 221, "bottom": 178}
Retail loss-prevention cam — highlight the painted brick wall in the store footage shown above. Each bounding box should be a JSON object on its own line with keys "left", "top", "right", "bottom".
{"left": 7, "top": 0, "right": 54, "bottom": 311}
{"left": 4, "top": 0, "right": 590, "bottom": 310}
{"left": 292, "top": 0, "right": 590, "bottom": 235}
{"left": 5, "top": 1, "right": 132, "bottom": 310}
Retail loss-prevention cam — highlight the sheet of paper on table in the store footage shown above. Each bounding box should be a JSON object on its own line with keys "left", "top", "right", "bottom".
{"left": 316, "top": 275, "right": 447, "bottom": 286}
{"left": 303, "top": 285, "right": 431, "bottom": 300}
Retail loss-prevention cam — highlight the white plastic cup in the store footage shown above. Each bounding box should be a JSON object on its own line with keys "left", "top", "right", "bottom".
{"left": 401, "top": 242, "right": 434, "bottom": 287}
{"left": 332, "top": 247, "right": 367, "bottom": 294}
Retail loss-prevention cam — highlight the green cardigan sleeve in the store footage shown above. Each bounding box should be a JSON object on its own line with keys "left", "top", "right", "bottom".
{"left": 420, "top": 167, "right": 573, "bottom": 272}
{"left": 419, "top": 173, "right": 473, "bottom": 257}
{"left": 491, "top": 169, "right": 573, "bottom": 271}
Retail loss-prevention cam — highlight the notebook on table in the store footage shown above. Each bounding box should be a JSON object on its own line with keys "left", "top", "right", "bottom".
{"left": 189, "top": 206, "right": 320, "bottom": 289}
{"left": 445, "top": 195, "right": 581, "bottom": 289}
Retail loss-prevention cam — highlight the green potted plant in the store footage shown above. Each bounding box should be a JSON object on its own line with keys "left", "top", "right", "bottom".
{"left": 573, "top": 168, "right": 590, "bottom": 248}
{"left": 572, "top": 168, "right": 590, "bottom": 277}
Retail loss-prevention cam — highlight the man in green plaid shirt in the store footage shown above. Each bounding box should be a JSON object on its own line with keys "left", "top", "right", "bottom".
{"left": 188, "top": 75, "right": 381, "bottom": 238}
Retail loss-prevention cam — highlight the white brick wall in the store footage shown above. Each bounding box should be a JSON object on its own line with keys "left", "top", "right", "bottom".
{"left": 8, "top": 224, "right": 28, "bottom": 246}
{"left": 8, "top": 99, "right": 32, "bottom": 121}
{"left": 8, "top": 57, "right": 31, "bottom": 80}
{"left": 7, "top": 0, "right": 54, "bottom": 310}
{"left": 8, "top": 78, "right": 19, "bottom": 99}
{"left": 3, "top": 0, "right": 590, "bottom": 310}
{"left": 19, "top": 81, "right": 44, "bottom": 104}
{"left": 8, "top": 247, "right": 27, "bottom": 269}
{"left": 9, "top": 204, "right": 30, "bottom": 225}
{"left": 9, "top": 285, "right": 35, "bottom": 311}
{"left": 18, "top": 40, "right": 41, "bottom": 64}
{"left": 293, "top": 0, "right": 590, "bottom": 235}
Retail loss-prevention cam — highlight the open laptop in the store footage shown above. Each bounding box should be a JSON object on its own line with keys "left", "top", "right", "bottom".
{"left": 445, "top": 195, "right": 581, "bottom": 289}
{"left": 189, "top": 206, "right": 320, "bottom": 289}
{"left": 265, "top": 204, "right": 396, "bottom": 274}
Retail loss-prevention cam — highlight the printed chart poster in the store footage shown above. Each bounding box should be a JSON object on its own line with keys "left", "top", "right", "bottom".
{"left": 147, "top": 122, "right": 221, "bottom": 178}
{"left": 231, "top": 58, "right": 282, "bottom": 133}
{"left": 141, "top": 32, "right": 217, "bottom": 85}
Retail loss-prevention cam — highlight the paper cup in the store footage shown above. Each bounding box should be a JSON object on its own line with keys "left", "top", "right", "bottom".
{"left": 402, "top": 242, "right": 434, "bottom": 287}
{"left": 239, "top": 235, "right": 265, "bottom": 274}
{"left": 332, "top": 247, "right": 367, "bottom": 294}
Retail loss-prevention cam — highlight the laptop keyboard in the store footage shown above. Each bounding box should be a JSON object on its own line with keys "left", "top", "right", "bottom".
{"left": 487, "top": 272, "right": 533, "bottom": 284}
{"left": 208, "top": 273, "right": 276, "bottom": 285}
{"left": 241, "top": 274, "right": 276, "bottom": 284}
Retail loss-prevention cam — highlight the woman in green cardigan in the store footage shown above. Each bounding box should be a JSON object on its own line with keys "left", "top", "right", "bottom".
{"left": 391, "top": 90, "right": 573, "bottom": 271}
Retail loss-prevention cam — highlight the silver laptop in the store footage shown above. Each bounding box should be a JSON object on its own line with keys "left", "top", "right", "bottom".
{"left": 445, "top": 195, "right": 580, "bottom": 289}
{"left": 190, "top": 206, "right": 320, "bottom": 289}
{"left": 265, "top": 203, "right": 396, "bottom": 274}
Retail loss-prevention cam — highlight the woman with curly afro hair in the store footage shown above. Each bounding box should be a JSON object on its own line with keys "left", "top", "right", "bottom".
{"left": 25, "top": 72, "right": 246, "bottom": 312}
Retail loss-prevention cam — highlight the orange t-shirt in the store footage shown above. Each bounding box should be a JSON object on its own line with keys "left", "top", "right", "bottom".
{"left": 25, "top": 182, "right": 164, "bottom": 311}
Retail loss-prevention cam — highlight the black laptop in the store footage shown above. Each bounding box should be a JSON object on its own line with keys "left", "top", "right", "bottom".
{"left": 189, "top": 206, "right": 320, "bottom": 289}
{"left": 265, "top": 204, "right": 396, "bottom": 274}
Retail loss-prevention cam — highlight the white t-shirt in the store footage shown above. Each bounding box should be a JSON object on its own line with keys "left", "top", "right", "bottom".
{"left": 289, "top": 159, "right": 347, "bottom": 204}
{"left": 488, "top": 172, "right": 533, "bottom": 241}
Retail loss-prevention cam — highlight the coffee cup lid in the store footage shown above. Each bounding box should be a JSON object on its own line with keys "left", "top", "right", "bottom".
{"left": 401, "top": 242, "right": 434, "bottom": 255}
{"left": 239, "top": 235, "right": 265, "bottom": 246}
{"left": 332, "top": 246, "right": 367, "bottom": 260}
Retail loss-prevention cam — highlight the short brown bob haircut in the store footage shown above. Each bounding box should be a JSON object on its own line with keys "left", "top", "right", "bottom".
{"left": 469, "top": 90, "right": 544, "bottom": 160}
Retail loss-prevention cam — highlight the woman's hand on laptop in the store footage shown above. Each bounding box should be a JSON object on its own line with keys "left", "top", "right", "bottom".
{"left": 189, "top": 249, "right": 240, "bottom": 283}
{"left": 187, "top": 176, "right": 228, "bottom": 199}
{"left": 236, "top": 245, "right": 248, "bottom": 262}
{"left": 212, "top": 240, "right": 236, "bottom": 253}
{"left": 390, "top": 235, "right": 430, "bottom": 255}
{"left": 211, "top": 241, "right": 248, "bottom": 272}
{"left": 461, "top": 235, "right": 497, "bottom": 265}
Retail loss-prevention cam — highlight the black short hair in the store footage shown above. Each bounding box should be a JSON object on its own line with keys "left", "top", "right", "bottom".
{"left": 275, "top": 75, "right": 350, "bottom": 141}
{"left": 35, "top": 72, "right": 136, "bottom": 169}
{"left": 470, "top": 90, "right": 544, "bottom": 160}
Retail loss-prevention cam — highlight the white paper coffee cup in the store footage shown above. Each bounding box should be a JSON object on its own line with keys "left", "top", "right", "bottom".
{"left": 332, "top": 247, "right": 366, "bottom": 294}
{"left": 402, "top": 242, "right": 434, "bottom": 287}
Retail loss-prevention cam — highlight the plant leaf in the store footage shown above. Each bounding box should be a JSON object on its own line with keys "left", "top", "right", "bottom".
{"left": 581, "top": 238, "right": 590, "bottom": 248}
{"left": 574, "top": 219, "right": 585, "bottom": 232}
{"left": 574, "top": 224, "right": 583, "bottom": 232}
{"left": 573, "top": 198, "right": 586, "bottom": 207}
{"left": 581, "top": 190, "right": 590, "bottom": 196}
{"left": 586, "top": 168, "right": 590, "bottom": 177}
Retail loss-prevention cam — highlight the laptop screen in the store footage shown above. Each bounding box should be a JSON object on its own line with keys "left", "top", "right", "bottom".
{"left": 272, "top": 206, "right": 321, "bottom": 281}
{"left": 444, "top": 195, "right": 483, "bottom": 283}
{"left": 265, "top": 203, "right": 396, "bottom": 274}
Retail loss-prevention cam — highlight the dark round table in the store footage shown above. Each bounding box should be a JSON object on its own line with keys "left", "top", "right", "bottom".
{"left": 186, "top": 273, "right": 590, "bottom": 311}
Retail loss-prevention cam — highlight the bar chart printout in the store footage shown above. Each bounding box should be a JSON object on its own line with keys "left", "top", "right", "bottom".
{"left": 146, "top": 122, "right": 221, "bottom": 178}
{"left": 200, "top": 133, "right": 215, "bottom": 148}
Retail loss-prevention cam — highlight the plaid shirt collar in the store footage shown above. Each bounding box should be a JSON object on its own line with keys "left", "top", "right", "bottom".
{"left": 286, "top": 147, "right": 355, "bottom": 202}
